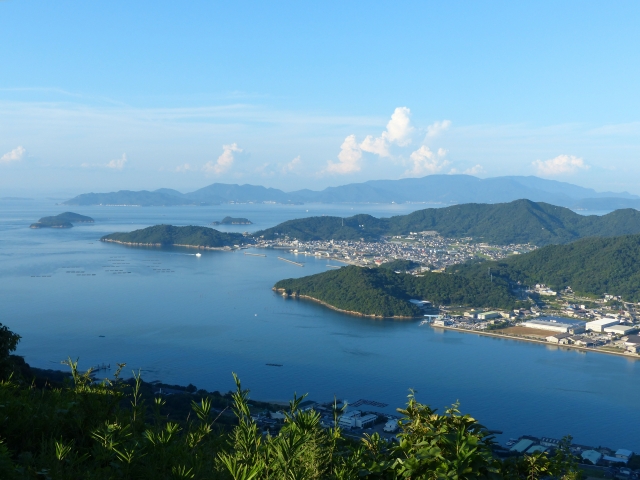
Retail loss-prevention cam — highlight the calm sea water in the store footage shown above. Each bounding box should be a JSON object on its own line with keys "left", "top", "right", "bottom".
{"left": 1, "top": 199, "right": 639, "bottom": 450}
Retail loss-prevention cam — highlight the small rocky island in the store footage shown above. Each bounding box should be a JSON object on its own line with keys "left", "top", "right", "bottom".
{"left": 212, "top": 216, "right": 253, "bottom": 225}
{"left": 30, "top": 212, "right": 94, "bottom": 229}
{"left": 101, "top": 224, "right": 251, "bottom": 249}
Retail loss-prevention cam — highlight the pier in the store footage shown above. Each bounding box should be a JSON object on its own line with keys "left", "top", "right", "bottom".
{"left": 326, "top": 265, "right": 341, "bottom": 268}
{"left": 278, "top": 257, "right": 304, "bottom": 267}
{"left": 244, "top": 252, "right": 267, "bottom": 257}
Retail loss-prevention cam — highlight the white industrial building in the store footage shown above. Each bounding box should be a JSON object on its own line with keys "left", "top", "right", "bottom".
{"left": 338, "top": 410, "right": 377, "bottom": 429}
{"left": 521, "top": 317, "right": 586, "bottom": 334}
{"left": 478, "top": 311, "right": 502, "bottom": 320}
{"left": 586, "top": 318, "right": 619, "bottom": 332}
{"left": 604, "top": 325, "right": 637, "bottom": 336}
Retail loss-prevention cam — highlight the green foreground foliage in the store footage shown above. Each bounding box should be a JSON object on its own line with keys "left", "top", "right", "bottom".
{"left": 0, "top": 324, "right": 582, "bottom": 479}
{"left": 274, "top": 266, "right": 522, "bottom": 317}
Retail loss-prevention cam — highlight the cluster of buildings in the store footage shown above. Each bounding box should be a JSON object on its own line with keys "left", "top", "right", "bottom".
{"left": 256, "top": 233, "right": 534, "bottom": 270}
{"left": 507, "top": 437, "right": 636, "bottom": 469}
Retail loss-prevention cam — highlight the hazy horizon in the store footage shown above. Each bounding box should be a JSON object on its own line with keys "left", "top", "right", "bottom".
{"left": 2, "top": 2, "right": 639, "bottom": 196}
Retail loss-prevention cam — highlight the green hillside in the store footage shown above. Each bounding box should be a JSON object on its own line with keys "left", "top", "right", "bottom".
{"left": 256, "top": 199, "right": 640, "bottom": 245}
{"left": 274, "top": 265, "right": 520, "bottom": 317}
{"left": 101, "top": 225, "right": 249, "bottom": 248}
{"left": 451, "top": 233, "right": 640, "bottom": 302}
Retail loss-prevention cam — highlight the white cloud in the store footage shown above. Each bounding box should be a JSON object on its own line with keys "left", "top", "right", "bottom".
{"left": 360, "top": 135, "right": 389, "bottom": 157}
{"left": 203, "top": 143, "right": 242, "bottom": 175}
{"left": 106, "top": 153, "right": 127, "bottom": 170}
{"left": 175, "top": 163, "right": 196, "bottom": 172}
{"left": 326, "top": 135, "right": 362, "bottom": 174}
{"left": 282, "top": 155, "right": 301, "bottom": 173}
{"left": 425, "top": 120, "right": 452, "bottom": 139}
{"left": 360, "top": 107, "right": 414, "bottom": 157}
{"left": 532, "top": 154, "right": 589, "bottom": 176}
{"left": 0, "top": 146, "right": 26, "bottom": 165}
{"left": 464, "top": 164, "right": 485, "bottom": 175}
{"left": 405, "top": 145, "right": 450, "bottom": 177}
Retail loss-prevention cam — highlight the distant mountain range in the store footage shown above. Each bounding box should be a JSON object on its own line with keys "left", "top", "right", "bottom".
{"left": 63, "top": 174, "right": 640, "bottom": 210}
{"left": 256, "top": 199, "right": 640, "bottom": 246}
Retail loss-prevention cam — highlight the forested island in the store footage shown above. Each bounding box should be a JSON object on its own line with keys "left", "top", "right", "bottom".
{"left": 274, "top": 265, "right": 521, "bottom": 317}
{"left": 101, "top": 225, "right": 250, "bottom": 249}
{"left": 212, "top": 216, "right": 252, "bottom": 225}
{"left": 30, "top": 212, "right": 94, "bottom": 229}
{"left": 256, "top": 199, "right": 640, "bottom": 246}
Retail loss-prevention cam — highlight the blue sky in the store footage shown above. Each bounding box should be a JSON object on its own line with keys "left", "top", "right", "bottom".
{"left": 1, "top": 1, "right": 639, "bottom": 196}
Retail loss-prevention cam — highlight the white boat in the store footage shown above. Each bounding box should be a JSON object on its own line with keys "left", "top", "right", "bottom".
{"left": 419, "top": 319, "right": 430, "bottom": 326}
{"left": 195, "top": 253, "right": 202, "bottom": 257}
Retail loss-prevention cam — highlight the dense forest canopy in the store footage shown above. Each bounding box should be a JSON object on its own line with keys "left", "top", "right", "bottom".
{"left": 274, "top": 265, "right": 521, "bottom": 317}
{"left": 256, "top": 199, "right": 640, "bottom": 246}
{"left": 452, "top": 233, "right": 640, "bottom": 302}
{"left": 101, "top": 225, "right": 249, "bottom": 248}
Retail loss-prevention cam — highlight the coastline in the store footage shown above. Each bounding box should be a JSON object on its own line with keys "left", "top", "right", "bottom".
{"left": 274, "top": 288, "right": 417, "bottom": 319}
{"left": 433, "top": 325, "right": 640, "bottom": 361}
{"left": 100, "top": 238, "right": 235, "bottom": 250}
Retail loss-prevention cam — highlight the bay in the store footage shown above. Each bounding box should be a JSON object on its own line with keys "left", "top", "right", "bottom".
{"left": 1, "top": 199, "right": 639, "bottom": 450}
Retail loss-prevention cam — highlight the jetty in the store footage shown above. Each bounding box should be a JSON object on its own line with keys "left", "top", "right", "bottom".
{"left": 244, "top": 252, "right": 267, "bottom": 257}
{"left": 326, "top": 264, "right": 341, "bottom": 269}
{"left": 277, "top": 257, "right": 304, "bottom": 267}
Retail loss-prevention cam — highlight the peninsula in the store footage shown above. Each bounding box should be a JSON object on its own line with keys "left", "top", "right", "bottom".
{"left": 101, "top": 225, "right": 250, "bottom": 249}
{"left": 274, "top": 265, "right": 520, "bottom": 318}
{"left": 30, "top": 212, "right": 94, "bottom": 229}
{"left": 256, "top": 199, "right": 640, "bottom": 246}
{"left": 212, "top": 216, "right": 252, "bottom": 225}
{"left": 273, "top": 232, "right": 640, "bottom": 317}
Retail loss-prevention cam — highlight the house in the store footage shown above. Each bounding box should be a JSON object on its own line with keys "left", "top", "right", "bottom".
{"left": 546, "top": 333, "right": 571, "bottom": 345}
{"left": 622, "top": 334, "right": 640, "bottom": 346}
{"left": 581, "top": 450, "right": 602, "bottom": 465}
{"left": 573, "top": 337, "right": 596, "bottom": 347}
{"left": 615, "top": 449, "right": 634, "bottom": 462}
{"left": 383, "top": 419, "right": 399, "bottom": 433}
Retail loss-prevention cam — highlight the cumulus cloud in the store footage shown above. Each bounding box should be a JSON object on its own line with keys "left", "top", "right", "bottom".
{"left": 425, "top": 120, "right": 452, "bottom": 139}
{"left": 203, "top": 143, "right": 242, "bottom": 175}
{"left": 405, "top": 145, "right": 450, "bottom": 177}
{"left": 464, "top": 164, "right": 485, "bottom": 175}
{"left": 106, "top": 154, "right": 128, "bottom": 170}
{"left": 0, "top": 146, "right": 26, "bottom": 165}
{"left": 282, "top": 155, "right": 301, "bottom": 173}
{"left": 360, "top": 107, "right": 414, "bottom": 157}
{"left": 326, "top": 135, "right": 363, "bottom": 174}
{"left": 532, "top": 154, "right": 589, "bottom": 176}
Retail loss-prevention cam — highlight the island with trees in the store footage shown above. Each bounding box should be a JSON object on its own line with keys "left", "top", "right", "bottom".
{"left": 212, "top": 216, "right": 253, "bottom": 225}
{"left": 30, "top": 212, "right": 94, "bottom": 229}
{"left": 101, "top": 224, "right": 251, "bottom": 249}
